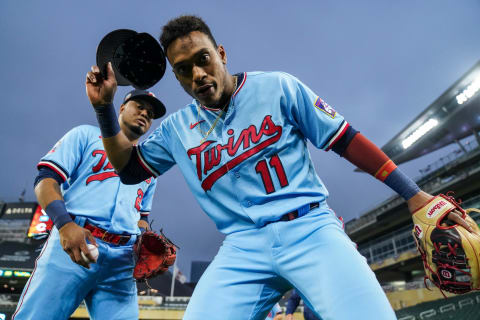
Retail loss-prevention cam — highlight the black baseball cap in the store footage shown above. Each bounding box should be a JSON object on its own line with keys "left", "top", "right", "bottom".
{"left": 123, "top": 89, "right": 166, "bottom": 119}
{"left": 96, "top": 29, "right": 166, "bottom": 90}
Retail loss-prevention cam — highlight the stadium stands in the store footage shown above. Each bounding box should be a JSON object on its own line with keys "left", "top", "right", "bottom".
{"left": 345, "top": 60, "right": 480, "bottom": 314}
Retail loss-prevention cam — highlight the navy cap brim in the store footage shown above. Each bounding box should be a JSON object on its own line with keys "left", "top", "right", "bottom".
{"left": 96, "top": 29, "right": 166, "bottom": 90}
{"left": 125, "top": 94, "right": 166, "bottom": 119}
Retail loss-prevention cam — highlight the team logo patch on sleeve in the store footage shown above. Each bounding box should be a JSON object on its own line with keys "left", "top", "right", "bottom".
{"left": 314, "top": 96, "right": 336, "bottom": 118}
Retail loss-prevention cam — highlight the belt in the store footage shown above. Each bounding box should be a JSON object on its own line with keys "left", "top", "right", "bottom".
{"left": 264, "top": 202, "right": 320, "bottom": 227}
{"left": 278, "top": 202, "right": 320, "bottom": 222}
{"left": 84, "top": 222, "right": 131, "bottom": 245}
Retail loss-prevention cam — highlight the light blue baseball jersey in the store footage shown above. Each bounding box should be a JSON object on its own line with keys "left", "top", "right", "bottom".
{"left": 133, "top": 71, "right": 395, "bottom": 320}
{"left": 137, "top": 72, "right": 348, "bottom": 234}
{"left": 38, "top": 125, "right": 156, "bottom": 234}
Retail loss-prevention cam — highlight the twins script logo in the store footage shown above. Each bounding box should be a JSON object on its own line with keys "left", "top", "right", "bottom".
{"left": 426, "top": 200, "right": 448, "bottom": 219}
{"left": 86, "top": 150, "right": 118, "bottom": 185}
{"left": 187, "top": 115, "right": 282, "bottom": 191}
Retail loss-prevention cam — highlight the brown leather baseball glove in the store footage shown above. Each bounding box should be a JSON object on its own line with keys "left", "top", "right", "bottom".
{"left": 133, "top": 230, "right": 177, "bottom": 281}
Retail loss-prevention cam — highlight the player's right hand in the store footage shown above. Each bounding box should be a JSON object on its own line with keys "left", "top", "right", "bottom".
{"left": 86, "top": 62, "right": 117, "bottom": 107}
{"left": 59, "top": 222, "right": 98, "bottom": 269}
{"left": 285, "top": 314, "right": 294, "bottom": 320}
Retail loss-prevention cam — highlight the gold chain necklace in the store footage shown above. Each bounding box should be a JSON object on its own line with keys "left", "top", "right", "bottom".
{"left": 198, "top": 76, "right": 237, "bottom": 144}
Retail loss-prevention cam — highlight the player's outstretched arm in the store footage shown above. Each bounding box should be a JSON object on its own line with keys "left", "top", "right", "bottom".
{"left": 338, "top": 132, "right": 472, "bottom": 231}
{"left": 86, "top": 62, "right": 133, "bottom": 171}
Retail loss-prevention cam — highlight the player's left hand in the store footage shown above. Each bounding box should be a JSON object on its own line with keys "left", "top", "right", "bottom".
{"left": 407, "top": 190, "right": 473, "bottom": 232}
{"left": 138, "top": 219, "right": 150, "bottom": 232}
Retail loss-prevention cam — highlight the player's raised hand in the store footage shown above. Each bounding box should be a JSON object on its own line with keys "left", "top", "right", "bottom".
{"left": 86, "top": 62, "right": 117, "bottom": 107}
{"left": 59, "top": 222, "right": 98, "bottom": 268}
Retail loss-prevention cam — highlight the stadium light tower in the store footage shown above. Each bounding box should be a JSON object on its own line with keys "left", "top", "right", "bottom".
{"left": 402, "top": 118, "right": 439, "bottom": 149}
{"left": 379, "top": 60, "right": 480, "bottom": 165}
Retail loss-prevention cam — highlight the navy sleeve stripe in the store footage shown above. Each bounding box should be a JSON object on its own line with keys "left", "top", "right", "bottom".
{"left": 118, "top": 146, "right": 154, "bottom": 185}
{"left": 136, "top": 146, "right": 160, "bottom": 177}
{"left": 34, "top": 167, "right": 65, "bottom": 187}
{"left": 37, "top": 160, "right": 68, "bottom": 182}
{"left": 325, "top": 121, "right": 349, "bottom": 151}
{"left": 332, "top": 126, "right": 359, "bottom": 157}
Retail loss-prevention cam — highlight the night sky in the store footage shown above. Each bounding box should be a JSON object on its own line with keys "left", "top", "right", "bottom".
{"left": 1, "top": 0, "right": 479, "bottom": 280}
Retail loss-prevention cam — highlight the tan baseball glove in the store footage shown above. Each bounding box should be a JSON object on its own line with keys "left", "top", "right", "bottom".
{"left": 412, "top": 194, "right": 480, "bottom": 294}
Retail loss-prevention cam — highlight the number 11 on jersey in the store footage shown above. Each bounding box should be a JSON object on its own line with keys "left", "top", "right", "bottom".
{"left": 255, "top": 154, "right": 289, "bottom": 194}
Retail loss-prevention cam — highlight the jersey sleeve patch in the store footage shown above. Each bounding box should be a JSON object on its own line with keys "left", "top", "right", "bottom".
{"left": 37, "top": 160, "right": 68, "bottom": 182}
{"left": 314, "top": 96, "right": 336, "bottom": 118}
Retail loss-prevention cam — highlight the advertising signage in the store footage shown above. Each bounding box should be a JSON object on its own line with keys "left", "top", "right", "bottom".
{"left": 28, "top": 205, "right": 53, "bottom": 238}
{"left": 1, "top": 202, "right": 37, "bottom": 220}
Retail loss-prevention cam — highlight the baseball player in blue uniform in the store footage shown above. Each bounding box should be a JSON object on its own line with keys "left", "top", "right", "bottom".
{"left": 86, "top": 15, "right": 471, "bottom": 320}
{"left": 12, "top": 89, "right": 164, "bottom": 320}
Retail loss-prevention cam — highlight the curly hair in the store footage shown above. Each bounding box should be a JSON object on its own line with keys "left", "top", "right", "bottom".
{"left": 160, "top": 15, "right": 218, "bottom": 53}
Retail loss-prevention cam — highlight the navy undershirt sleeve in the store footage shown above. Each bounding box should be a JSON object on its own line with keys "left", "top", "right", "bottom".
{"left": 118, "top": 147, "right": 152, "bottom": 185}
{"left": 34, "top": 167, "right": 65, "bottom": 188}
{"left": 332, "top": 126, "right": 359, "bottom": 157}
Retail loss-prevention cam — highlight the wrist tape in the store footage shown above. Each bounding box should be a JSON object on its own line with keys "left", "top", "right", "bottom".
{"left": 45, "top": 200, "right": 73, "bottom": 229}
{"left": 94, "top": 104, "right": 120, "bottom": 138}
{"left": 384, "top": 168, "right": 420, "bottom": 200}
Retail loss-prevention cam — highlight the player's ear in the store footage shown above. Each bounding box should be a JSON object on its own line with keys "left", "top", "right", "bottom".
{"left": 217, "top": 45, "right": 227, "bottom": 65}
{"left": 119, "top": 104, "right": 126, "bottom": 114}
